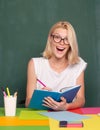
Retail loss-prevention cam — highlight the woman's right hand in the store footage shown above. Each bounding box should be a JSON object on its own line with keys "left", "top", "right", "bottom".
{"left": 42, "top": 86, "right": 52, "bottom": 91}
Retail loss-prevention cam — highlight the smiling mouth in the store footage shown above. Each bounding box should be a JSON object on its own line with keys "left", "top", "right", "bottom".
{"left": 56, "top": 47, "right": 65, "bottom": 51}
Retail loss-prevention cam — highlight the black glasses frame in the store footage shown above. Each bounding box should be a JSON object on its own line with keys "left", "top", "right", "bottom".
{"left": 51, "top": 34, "right": 69, "bottom": 45}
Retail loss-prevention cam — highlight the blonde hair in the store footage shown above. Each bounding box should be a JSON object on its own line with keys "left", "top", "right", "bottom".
{"left": 42, "top": 21, "right": 80, "bottom": 64}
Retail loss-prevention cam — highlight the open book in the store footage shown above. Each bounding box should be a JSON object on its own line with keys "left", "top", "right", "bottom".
{"left": 28, "top": 85, "right": 81, "bottom": 110}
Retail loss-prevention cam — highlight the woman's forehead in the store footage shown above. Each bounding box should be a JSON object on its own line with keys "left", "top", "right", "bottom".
{"left": 53, "top": 28, "right": 68, "bottom": 36}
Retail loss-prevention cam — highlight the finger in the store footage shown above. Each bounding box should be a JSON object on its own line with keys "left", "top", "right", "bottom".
{"left": 42, "top": 87, "right": 52, "bottom": 91}
{"left": 43, "top": 97, "right": 56, "bottom": 104}
{"left": 43, "top": 101, "right": 58, "bottom": 109}
{"left": 60, "top": 97, "right": 67, "bottom": 102}
{"left": 45, "top": 97, "right": 59, "bottom": 107}
{"left": 46, "top": 97, "right": 59, "bottom": 104}
{"left": 42, "top": 97, "right": 54, "bottom": 107}
{"left": 42, "top": 97, "right": 58, "bottom": 110}
{"left": 42, "top": 102, "right": 57, "bottom": 109}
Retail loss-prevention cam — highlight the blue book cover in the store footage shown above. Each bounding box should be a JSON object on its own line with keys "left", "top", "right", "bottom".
{"left": 28, "top": 85, "right": 81, "bottom": 110}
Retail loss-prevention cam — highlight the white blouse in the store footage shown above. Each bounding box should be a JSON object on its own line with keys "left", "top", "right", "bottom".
{"left": 32, "top": 57, "right": 87, "bottom": 92}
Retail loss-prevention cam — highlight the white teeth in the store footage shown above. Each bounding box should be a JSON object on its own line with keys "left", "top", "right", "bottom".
{"left": 59, "top": 48, "right": 64, "bottom": 49}
{"left": 56, "top": 47, "right": 65, "bottom": 51}
{"left": 57, "top": 47, "right": 64, "bottom": 50}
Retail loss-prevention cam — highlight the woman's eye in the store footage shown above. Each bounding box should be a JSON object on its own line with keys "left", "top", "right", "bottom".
{"left": 55, "top": 36, "right": 60, "bottom": 39}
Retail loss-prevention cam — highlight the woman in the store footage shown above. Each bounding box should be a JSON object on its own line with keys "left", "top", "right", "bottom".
{"left": 25, "top": 21, "right": 87, "bottom": 110}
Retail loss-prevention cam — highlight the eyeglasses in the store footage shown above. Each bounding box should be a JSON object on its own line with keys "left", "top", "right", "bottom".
{"left": 51, "top": 34, "right": 69, "bottom": 45}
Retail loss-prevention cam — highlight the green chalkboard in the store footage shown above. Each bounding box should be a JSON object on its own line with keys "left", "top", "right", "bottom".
{"left": 0, "top": 0, "right": 100, "bottom": 107}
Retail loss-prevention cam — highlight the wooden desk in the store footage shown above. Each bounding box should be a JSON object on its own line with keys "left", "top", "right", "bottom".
{"left": 50, "top": 107, "right": 100, "bottom": 130}
{"left": 49, "top": 114, "right": 100, "bottom": 130}
{"left": 0, "top": 126, "right": 49, "bottom": 130}
{"left": 0, "top": 108, "right": 50, "bottom": 130}
{"left": 0, "top": 107, "right": 100, "bottom": 130}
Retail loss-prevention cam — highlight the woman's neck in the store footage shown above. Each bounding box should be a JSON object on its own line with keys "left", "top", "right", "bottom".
{"left": 48, "top": 57, "right": 69, "bottom": 73}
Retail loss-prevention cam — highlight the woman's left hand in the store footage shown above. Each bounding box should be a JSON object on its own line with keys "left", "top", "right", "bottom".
{"left": 42, "top": 96, "right": 67, "bottom": 110}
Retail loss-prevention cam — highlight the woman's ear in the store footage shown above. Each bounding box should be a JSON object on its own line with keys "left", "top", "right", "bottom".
{"left": 48, "top": 35, "right": 51, "bottom": 41}
{"left": 47, "top": 36, "right": 51, "bottom": 45}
